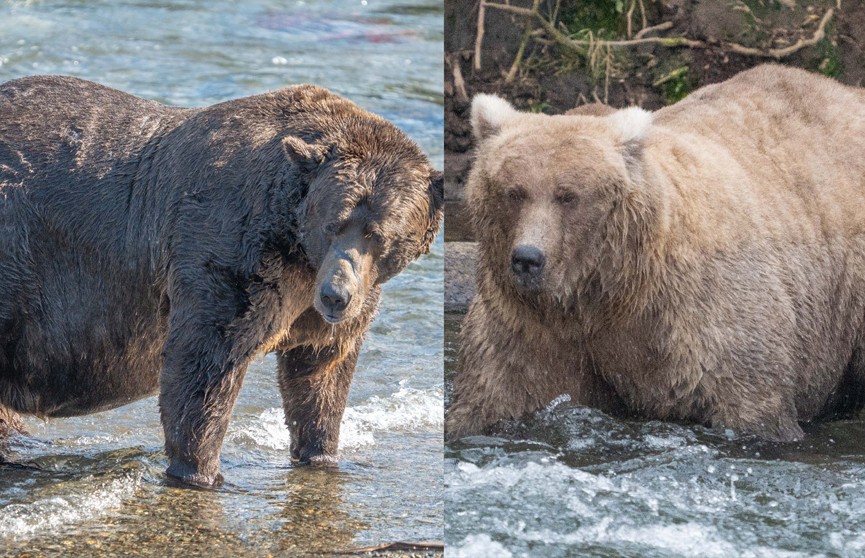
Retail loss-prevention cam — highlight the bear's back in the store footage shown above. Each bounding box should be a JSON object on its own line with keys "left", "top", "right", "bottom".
{"left": 654, "top": 64, "right": 865, "bottom": 147}
{"left": 0, "top": 76, "right": 188, "bottom": 186}
{"left": 647, "top": 64, "right": 865, "bottom": 248}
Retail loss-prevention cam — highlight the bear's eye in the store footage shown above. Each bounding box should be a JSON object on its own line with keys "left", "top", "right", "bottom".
{"left": 366, "top": 230, "right": 386, "bottom": 248}
{"left": 555, "top": 191, "right": 578, "bottom": 205}
{"left": 506, "top": 187, "right": 526, "bottom": 202}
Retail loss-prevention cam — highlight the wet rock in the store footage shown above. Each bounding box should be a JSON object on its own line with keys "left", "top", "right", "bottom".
{"left": 445, "top": 242, "right": 477, "bottom": 312}
{"left": 444, "top": 152, "right": 475, "bottom": 242}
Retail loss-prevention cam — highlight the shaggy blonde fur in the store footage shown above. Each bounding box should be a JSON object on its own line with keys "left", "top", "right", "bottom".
{"left": 447, "top": 65, "right": 865, "bottom": 441}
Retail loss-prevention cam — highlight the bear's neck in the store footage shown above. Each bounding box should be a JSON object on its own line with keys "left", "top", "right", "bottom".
{"left": 577, "top": 159, "right": 673, "bottom": 336}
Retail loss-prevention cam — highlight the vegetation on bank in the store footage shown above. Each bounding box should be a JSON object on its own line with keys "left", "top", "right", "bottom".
{"left": 461, "top": 0, "right": 842, "bottom": 110}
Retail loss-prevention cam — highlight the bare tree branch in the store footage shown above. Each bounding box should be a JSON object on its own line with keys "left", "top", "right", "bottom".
{"left": 726, "top": 8, "right": 834, "bottom": 59}
{"left": 474, "top": 0, "right": 486, "bottom": 71}
{"left": 480, "top": 2, "right": 835, "bottom": 61}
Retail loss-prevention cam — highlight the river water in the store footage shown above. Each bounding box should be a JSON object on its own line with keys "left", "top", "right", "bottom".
{"left": 445, "top": 312, "right": 865, "bottom": 557}
{"left": 0, "top": 1, "right": 443, "bottom": 555}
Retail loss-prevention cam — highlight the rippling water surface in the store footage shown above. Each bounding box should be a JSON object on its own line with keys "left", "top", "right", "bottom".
{"left": 445, "top": 312, "right": 865, "bottom": 557}
{"left": 0, "top": 1, "right": 443, "bottom": 555}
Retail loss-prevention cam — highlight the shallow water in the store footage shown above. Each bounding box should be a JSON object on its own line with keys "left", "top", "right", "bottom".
{"left": 445, "top": 312, "right": 865, "bottom": 557}
{"left": 0, "top": 1, "right": 443, "bottom": 555}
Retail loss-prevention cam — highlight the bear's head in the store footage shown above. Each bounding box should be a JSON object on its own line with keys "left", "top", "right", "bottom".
{"left": 283, "top": 110, "right": 443, "bottom": 325}
{"left": 467, "top": 94, "right": 657, "bottom": 310}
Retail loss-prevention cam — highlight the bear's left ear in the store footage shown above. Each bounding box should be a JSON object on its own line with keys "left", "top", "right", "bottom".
{"left": 607, "top": 106, "right": 652, "bottom": 178}
{"left": 420, "top": 169, "right": 444, "bottom": 256}
{"left": 471, "top": 94, "right": 519, "bottom": 142}
{"left": 608, "top": 106, "right": 652, "bottom": 145}
{"left": 282, "top": 136, "right": 328, "bottom": 175}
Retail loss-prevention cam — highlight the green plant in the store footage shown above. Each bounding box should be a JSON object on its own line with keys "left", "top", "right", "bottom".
{"left": 527, "top": 100, "right": 551, "bottom": 113}
{"left": 559, "top": 0, "right": 626, "bottom": 36}
{"left": 815, "top": 37, "right": 841, "bottom": 78}
{"left": 653, "top": 65, "right": 692, "bottom": 104}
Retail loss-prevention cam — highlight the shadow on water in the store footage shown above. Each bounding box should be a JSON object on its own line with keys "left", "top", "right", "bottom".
{"left": 445, "top": 311, "right": 865, "bottom": 557}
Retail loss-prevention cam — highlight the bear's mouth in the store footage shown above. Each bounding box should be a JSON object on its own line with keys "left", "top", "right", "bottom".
{"left": 321, "top": 311, "right": 344, "bottom": 324}
{"left": 512, "top": 275, "right": 544, "bottom": 294}
{"left": 510, "top": 261, "right": 545, "bottom": 294}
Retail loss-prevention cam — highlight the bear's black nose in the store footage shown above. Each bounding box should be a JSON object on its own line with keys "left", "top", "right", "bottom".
{"left": 511, "top": 245, "right": 545, "bottom": 280}
{"left": 320, "top": 282, "right": 351, "bottom": 314}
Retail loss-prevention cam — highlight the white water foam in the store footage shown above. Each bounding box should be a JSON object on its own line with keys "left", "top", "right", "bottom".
{"left": 0, "top": 471, "right": 141, "bottom": 538}
{"left": 448, "top": 534, "right": 513, "bottom": 558}
{"left": 510, "top": 519, "right": 816, "bottom": 558}
{"left": 227, "top": 386, "right": 443, "bottom": 452}
{"left": 448, "top": 460, "right": 823, "bottom": 558}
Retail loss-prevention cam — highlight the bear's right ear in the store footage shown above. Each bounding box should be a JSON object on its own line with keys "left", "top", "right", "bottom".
{"left": 471, "top": 94, "right": 518, "bottom": 142}
{"left": 607, "top": 106, "right": 652, "bottom": 145}
{"left": 282, "top": 136, "right": 328, "bottom": 174}
{"left": 420, "top": 169, "right": 445, "bottom": 255}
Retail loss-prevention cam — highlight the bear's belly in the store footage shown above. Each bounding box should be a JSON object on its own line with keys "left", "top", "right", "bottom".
{"left": 0, "top": 261, "right": 170, "bottom": 418}
{"left": 33, "top": 370, "right": 161, "bottom": 418}
{"left": 46, "top": 336, "right": 165, "bottom": 418}
{"left": 1, "top": 324, "right": 167, "bottom": 418}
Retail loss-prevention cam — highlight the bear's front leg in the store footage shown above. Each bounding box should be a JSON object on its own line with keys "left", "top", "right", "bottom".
{"left": 160, "top": 326, "right": 252, "bottom": 487}
{"left": 446, "top": 297, "right": 620, "bottom": 440}
{"left": 159, "top": 277, "right": 261, "bottom": 487}
{"left": 277, "top": 341, "right": 360, "bottom": 464}
{"left": 0, "top": 404, "right": 26, "bottom": 438}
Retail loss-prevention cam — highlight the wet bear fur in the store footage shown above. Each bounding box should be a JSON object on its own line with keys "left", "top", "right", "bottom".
{"left": 0, "top": 75, "right": 443, "bottom": 486}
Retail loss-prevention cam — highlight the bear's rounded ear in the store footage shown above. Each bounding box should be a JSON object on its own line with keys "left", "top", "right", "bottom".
{"left": 607, "top": 106, "right": 652, "bottom": 177}
{"left": 471, "top": 94, "right": 519, "bottom": 142}
{"left": 420, "top": 169, "right": 444, "bottom": 255}
{"left": 607, "top": 106, "right": 652, "bottom": 146}
{"left": 282, "top": 136, "right": 328, "bottom": 174}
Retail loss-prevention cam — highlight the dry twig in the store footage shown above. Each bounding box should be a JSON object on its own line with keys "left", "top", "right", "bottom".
{"left": 726, "top": 8, "right": 834, "bottom": 58}
{"left": 626, "top": 0, "right": 649, "bottom": 37}
{"left": 481, "top": 3, "right": 705, "bottom": 49}
{"left": 634, "top": 20, "right": 674, "bottom": 40}
{"left": 505, "top": 0, "right": 541, "bottom": 83}
{"left": 447, "top": 54, "right": 469, "bottom": 103}
{"left": 626, "top": 0, "right": 636, "bottom": 38}
{"left": 474, "top": 0, "right": 485, "bottom": 70}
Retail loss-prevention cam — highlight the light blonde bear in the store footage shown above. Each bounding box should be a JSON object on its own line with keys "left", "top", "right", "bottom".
{"left": 447, "top": 64, "right": 865, "bottom": 441}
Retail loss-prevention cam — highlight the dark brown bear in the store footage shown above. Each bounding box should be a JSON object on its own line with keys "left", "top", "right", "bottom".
{"left": 0, "top": 75, "right": 443, "bottom": 487}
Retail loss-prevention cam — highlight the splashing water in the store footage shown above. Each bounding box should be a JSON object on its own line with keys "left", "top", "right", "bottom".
{"left": 445, "top": 311, "right": 865, "bottom": 557}
{"left": 226, "top": 386, "right": 444, "bottom": 452}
